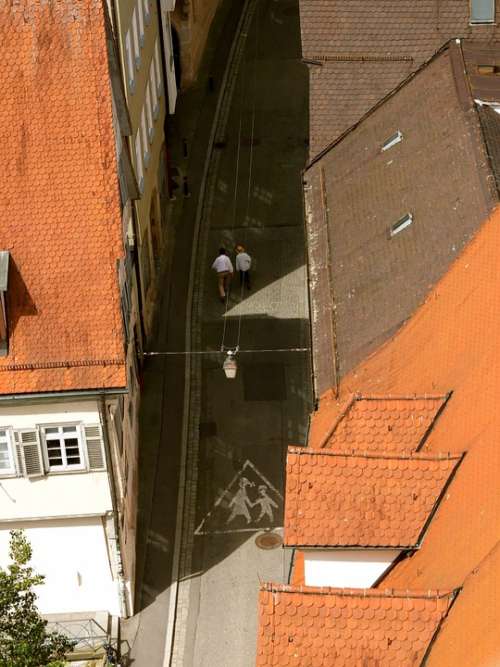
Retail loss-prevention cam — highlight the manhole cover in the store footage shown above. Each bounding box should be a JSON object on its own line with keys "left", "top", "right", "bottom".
{"left": 255, "top": 532, "right": 283, "bottom": 550}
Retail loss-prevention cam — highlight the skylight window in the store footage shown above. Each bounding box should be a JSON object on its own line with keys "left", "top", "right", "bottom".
{"left": 382, "top": 130, "right": 403, "bottom": 152}
{"left": 478, "top": 64, "right": 500, "bottom": 74}
{"left": 470, "top": 0, "right": 495, "bottom": 24}
{"left": 390, "top": 214, "right": 413, "bottom": 238}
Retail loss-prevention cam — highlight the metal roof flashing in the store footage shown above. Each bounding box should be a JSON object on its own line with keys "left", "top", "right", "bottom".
{"left": 0, "top": 251, "right": 9, "bottom": 292}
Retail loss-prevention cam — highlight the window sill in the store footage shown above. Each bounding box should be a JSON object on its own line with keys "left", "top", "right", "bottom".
{"left": 46, "top": 467, "right": 88, "bottom": 475}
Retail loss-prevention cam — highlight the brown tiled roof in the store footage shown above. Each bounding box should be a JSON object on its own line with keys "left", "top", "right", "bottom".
{"left": 307, "top": 206, "right": 500, "bottom": 661}
{"left": 300, "top": 1, "right": 500, "bottom": 155}
{"left": 304, "top": 43, "right": 498, "bottom": 393}
{"left": 320, "top": 395, "right": 448, "bottom": 453}
{"left": 0, "top": 2, "right": 126, "bottom": 393}
{"left": 257, "top": 584, "right": 455, "bottom": 667}
{"left": 284, "top": 448, "right": 461, "bottom": 548}
{"left": 477, "top": 105, "right": 500, "bottom": 192}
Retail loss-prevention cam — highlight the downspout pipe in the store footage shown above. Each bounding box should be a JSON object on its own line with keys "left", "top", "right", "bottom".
{"left": 98, "top": 395, "right": 129, "bottom": 619}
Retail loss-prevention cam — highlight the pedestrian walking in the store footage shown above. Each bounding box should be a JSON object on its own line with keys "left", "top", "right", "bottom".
{"left": 211, "top": 247, "right": 234, "bottom": 302}
{"left": 235, "top": 244, "right": 251, "bottom": 290}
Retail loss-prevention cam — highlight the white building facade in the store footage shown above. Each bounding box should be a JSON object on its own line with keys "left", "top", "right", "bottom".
{"left": 0, "top": 398, "right": 127, "bottom": 618}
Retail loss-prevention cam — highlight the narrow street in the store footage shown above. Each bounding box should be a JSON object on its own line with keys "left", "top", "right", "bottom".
{"left": 124, "top": 1, "right": 311, "bottom": 665}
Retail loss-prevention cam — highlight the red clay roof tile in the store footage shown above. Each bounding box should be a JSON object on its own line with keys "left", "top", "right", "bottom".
{"left": 307, "top": 208, "right": 500, "bottom": 660}
{"left": 284, "top": 448, "right": 461, "bottom": 547}
{"left": 317, "top": 395, "right": 449, "bottom": 453}
{"left": 256, "top": 584, "right": 455, "bottom": 666}
{"left": 0, "top": 1, "right": 126, "bottom": 394}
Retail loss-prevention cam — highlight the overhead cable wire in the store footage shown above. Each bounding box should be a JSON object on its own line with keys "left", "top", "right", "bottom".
{"left": 144, "top": 347, "right": 310, "bottom": 356}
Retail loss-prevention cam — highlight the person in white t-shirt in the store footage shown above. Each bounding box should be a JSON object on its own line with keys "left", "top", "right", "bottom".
{"left": 235, "top": 245, "right": 252, "bottom": 290}
{"left": 211, "top": 247, "right": 234, "bottom": 302}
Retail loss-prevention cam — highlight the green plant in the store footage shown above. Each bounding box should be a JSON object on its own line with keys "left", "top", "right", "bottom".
{"left": 0, "top": 530, "right": 74, "bottom": 666}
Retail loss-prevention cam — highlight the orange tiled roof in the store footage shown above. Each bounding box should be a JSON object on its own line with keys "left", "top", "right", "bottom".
{"left": 284, "top": 448, "right": 462, "bottom": 548}
{"left": 0, "top": 1, "right": 126, "bottom": 394}
{"left": 304, "top": 208, "right": 500, "bottom": 662}
{"left": 257, "top": 584, "right": 455, "bottom": 667}
{"left": 318, "top": 395, "right": 449, "bottom": 453}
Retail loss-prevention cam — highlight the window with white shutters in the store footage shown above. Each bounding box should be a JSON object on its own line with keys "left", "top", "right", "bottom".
{"left": 0, "top": 429, "right": 15, "bottom": 475}
{"left": 84, "top": 425, "right": 106, "bottom": 471}
{"left": 14, "top": 430, "right": 45, "bottom": 478}
{"left": 154, "top": 39, "right": 163, "bottom": 96}
{"left": 150, "top": 61, "right": 159, "bottom": 118}
{"left": 41, "top": 425, "right": 84, "bottom": 471}
{"left": 146, "top": 81, "right": 154, "bottom": 142}
{"left": 125, "top": 29, "right": 135, "bottom": 93}
{"left": 132, "top": 8, "right": 141, "bottom": 69}
{"left": 141, "top": 107, "right": 150, "bottom": 166}
{"left": 135, "top": 129, "right": 144, "bottom": 193}
{"left": 138, "top": 0, "right": 145, "bottom": 46}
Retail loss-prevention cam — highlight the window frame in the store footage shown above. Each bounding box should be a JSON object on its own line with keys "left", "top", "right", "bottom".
{"left": 138, "top": 0, "right": 145, "bottom": 46}
{"left": 141, "top": 106, "right": 150, "bottom": 167}
{"left": 134, "top": 129, "right": 145, "bottom": 193}
{"left": 143, "top": 0, "right": 151, "bottom": 24}
{"left": 0, "top": 427, "right": 16, "bottom": 476}
{"left": 470, "top": 0, "right": 496, "bottom": 24}
{"left": 382, "top": 130, "right": 403, "bottom": 152}
{"left": 150, "top": 61, "right": 159, "bottom": 118}
{"left": 146, "top": 81, "right": 154, "bottom": 142}
{"left": 40, "top": 423, "right": 86, "bottom": 473}
{"left": 132, "top": 7, "right": 141, "bottom": 69}
{"left": 125, "top": 29, "right": 135, "bottom": 93}
{"left": 154, "top": 39, "right": 163, "bottom": 96}
{"left": 389, "top": 213, "right": 413, "bottom": 238}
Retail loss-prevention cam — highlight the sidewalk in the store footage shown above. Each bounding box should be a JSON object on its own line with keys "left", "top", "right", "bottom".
{"left": 170, "top": 1, "right": 312, "bottom": 665}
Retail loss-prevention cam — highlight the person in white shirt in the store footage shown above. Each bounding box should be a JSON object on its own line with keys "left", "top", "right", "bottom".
{"left": 211, "top": 248, "right": 234, "bottom": 302}
{"left": 235, "top": 245, "right": 252, "bottom": 290}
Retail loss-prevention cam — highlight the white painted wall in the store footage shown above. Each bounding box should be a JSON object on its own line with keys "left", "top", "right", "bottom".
{"left": 0, "top": 399, "right": 100, "bottom": 429}
{"left": 0, "top": 400, "right": 112, "bottom": 520}
{"left": 304, "top": 549, "right": 401, "bottom": 588}
{"left": 0, "top": 517, "right": 121, "bottom": 616}
{"left": 0, "top": 472, "right": 112, "bottom": 521}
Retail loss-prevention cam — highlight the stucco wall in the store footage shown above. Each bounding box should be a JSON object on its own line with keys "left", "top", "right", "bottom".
{"left": 304, "top": 549, "right": 401, "bottom": 588}
{"left": 0, "top": 517, "right": 121, "bottom": 616}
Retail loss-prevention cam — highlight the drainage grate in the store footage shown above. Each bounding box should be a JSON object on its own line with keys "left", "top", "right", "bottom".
{"left": 255, "top": 532, "right": 283, "bottom": 550}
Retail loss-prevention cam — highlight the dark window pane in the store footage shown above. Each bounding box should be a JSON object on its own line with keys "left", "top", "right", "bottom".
{"left": 62, "top": 426, "right": 77, "bottom": 433}
{"left": 49, "top": 457, "right": 63, "bottom": 466}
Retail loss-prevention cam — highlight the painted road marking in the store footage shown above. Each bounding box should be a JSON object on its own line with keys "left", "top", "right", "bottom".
{"left": 194, "top": 459, "right": 283, "bottom": 535}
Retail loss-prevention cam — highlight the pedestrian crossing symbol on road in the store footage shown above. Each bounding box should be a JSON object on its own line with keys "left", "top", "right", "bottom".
{"left": 194, "top": 460, "right": 283, "bottom": 535}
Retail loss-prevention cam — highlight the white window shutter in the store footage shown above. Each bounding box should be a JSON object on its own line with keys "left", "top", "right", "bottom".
{"left": 84, "top": 425, "right": 106, "bottom": 471}
{"left": 14, "top": 430, "right": 45, "bottom": 478}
